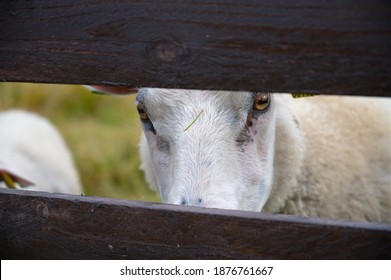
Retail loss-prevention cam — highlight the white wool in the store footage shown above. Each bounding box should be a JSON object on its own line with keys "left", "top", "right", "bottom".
{"left": 0, "top": 110, "right": 82, "bottom": 195}
{"left": 136, "top": 90, "right": 390, "bottom": 223}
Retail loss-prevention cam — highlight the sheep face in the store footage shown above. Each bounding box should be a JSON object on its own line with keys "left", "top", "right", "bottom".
{"left": 137, "top": 89, "right": 278, "bottom": 211}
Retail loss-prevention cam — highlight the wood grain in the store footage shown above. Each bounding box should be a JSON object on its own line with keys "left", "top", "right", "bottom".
{"left": 1, "top": 188, "right": 390, "bottom": 259}
{"left": 0, "top": 0, "right": 390, "bottom": 96}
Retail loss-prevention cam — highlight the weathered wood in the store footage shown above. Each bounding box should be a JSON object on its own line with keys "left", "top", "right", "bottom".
{"left": 0, "top": 0, "right": 390, "bottom": 96}
{"left": 1, "top": 1, "right": 390, "bottom": 260}
{"left": 0, "top": 188, "right": 390, "bottom": 259}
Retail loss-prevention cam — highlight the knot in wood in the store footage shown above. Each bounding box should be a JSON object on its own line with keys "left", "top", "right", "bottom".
{"left": 147, "top": 38, "right": 187, "bottom": 66}
{"left": 36, "top": 202, "right": 49, "bottom": 220}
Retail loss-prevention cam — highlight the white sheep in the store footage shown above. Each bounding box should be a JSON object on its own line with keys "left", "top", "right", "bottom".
{"left": 0, "top": 110, "right": 82, "bottom": 195}
{"left": 90, "top": 86, "right": 391, "bottom": 223}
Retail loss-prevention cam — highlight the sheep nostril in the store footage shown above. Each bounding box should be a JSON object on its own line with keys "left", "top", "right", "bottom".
{"left": 180, "top": 197, "right": 187, "bottom": 205}
{"left": 180, "top": 197, "right": 203, "bottom": 206}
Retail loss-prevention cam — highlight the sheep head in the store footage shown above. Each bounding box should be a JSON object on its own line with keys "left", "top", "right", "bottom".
{"left": 136, "top": 88, "right": 280, "bottom": 211}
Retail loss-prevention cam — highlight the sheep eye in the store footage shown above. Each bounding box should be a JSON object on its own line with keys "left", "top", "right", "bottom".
{"left": 137, "top": 103, "right": 149, "bottom": 120}
{"left": 253, "top": 93, "right": 270, "bottom": 111}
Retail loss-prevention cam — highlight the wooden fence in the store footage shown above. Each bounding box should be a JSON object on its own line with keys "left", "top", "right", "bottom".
{"left": 1, "top": 188, "right": 390, "bottom": 259}
{"left": 0, "top": 0, "right": 390, "bottom": 259}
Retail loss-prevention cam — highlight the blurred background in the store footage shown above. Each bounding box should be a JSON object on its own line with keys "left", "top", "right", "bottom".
{"left": 0, "top": 82, "right": 160, "bottom": 202}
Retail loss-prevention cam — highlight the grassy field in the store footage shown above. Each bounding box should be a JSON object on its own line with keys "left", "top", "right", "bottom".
{"left": 0, "top": 82, "right": 160, "bottom": 202}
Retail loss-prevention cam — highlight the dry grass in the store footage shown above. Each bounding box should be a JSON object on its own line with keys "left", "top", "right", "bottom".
{"left": 0, "top": 82, "right": 159, "bottom": 202}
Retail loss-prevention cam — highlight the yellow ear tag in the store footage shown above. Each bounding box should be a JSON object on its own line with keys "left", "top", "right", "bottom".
{"left": 0, "top": 172, "right": 16, "bottom": 189}
{"left": 291, "top": 93, "right": 318, "bottom": 98}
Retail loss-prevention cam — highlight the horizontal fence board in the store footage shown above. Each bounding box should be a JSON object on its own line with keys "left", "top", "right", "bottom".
{"left": 1, "top": 188, "right": 390, "bottom": 259}
{"left": 0, "top": 0, "right": 390, "bottom": 96}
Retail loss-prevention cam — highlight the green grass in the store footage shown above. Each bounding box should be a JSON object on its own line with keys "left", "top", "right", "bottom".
{"left": 0, "top": 82, "right": 160, "bottom": 202}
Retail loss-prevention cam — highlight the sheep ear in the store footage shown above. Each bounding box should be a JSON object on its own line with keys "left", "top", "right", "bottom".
{"left": 85, "top": 85, "right": 137, "bottom": 95}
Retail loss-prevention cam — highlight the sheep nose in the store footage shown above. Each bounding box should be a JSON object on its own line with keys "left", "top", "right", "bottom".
{"left": 180, "top": 197, "right": 203, "bottom": 207}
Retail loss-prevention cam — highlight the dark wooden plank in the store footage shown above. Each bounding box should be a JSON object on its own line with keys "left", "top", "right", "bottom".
{"left": 0, "top": 0, "right": 390, "bottom": 96}
{"left": 0, "top": 188, "right": 390, "bottom": 259}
